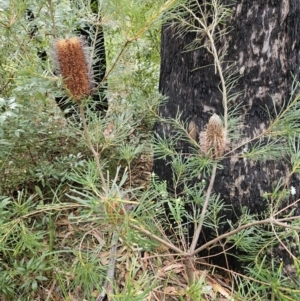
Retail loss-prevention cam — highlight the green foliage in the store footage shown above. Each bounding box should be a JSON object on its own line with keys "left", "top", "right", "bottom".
{"left": 1, "top": 0, "right": 300, "bottom": 300}
{"left": 0, "top": 0, "right": 170, "bottom": 299}
{"left": 245, "top": 257, "right": 300, "bottom": 301}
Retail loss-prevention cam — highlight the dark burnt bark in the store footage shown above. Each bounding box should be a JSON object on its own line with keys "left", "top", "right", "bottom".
{"left": 154, "top": 0, "right": 300, "bottom": 268}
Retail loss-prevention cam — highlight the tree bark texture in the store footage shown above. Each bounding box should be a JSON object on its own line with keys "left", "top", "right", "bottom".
{"left": 154, "top": 0, "right": 300, "bottom": 253}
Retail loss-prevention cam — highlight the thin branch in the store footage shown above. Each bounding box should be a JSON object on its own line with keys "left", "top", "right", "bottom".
{"left": 92, "top": 0, "right": 179, "bottom": 95}
{"left": 45, "top": 279, "right": 56, "bottom": 301}
{"left": 79, "top": 103, "right": 107, "bottom": 191}
{"left": 191, "top": 216, "right": 300, "bottom": 256}
{"left": 92, "top": 39, "right": 130, "bottom": 94}
{"left": 97, "top": 229, "right": 120, "bottom": 301}
{"left": 196, "top": 259, "right": 270, "bottom": 287}
{"left": 224, "top": 92, "right": 300, "bottom": 158}
{"left": 271, "top": 223, "right": 297, "bottom": 262}
{"left": 182, "top": 3, "right": 229, "bottom": 130}
{"left": 273, "top": 219, "right": 300, "bottom": 231}
{"left": 46, "top": 0, "right": 57, "bottom": 38}
{"left": 129, "top": 223, "right": 183, "bottom": 254}
{"left": 8, "top": 29, "right": 29, "bottom": 57}
{"left": 189, "top": 162, "right": 217, "bottom": 254}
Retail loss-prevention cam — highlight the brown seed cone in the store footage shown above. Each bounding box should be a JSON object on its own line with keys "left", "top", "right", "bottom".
{"left": 54, "top": 37, "right": 93, "bottom": 101}
{"left": 199, "top": 114, "right": 226, "bottom": 159}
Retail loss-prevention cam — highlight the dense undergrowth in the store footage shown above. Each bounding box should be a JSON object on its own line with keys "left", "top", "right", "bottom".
{"left": 1, "top": 1, "right": 300, "bottom": 301}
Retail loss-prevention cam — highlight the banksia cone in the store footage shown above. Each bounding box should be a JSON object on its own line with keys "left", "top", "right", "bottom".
{"left": 199, "top": 114, "right": 226, "bottom": 158}
{"left": 53, "top": 37, "right": 93, "bottom": 101}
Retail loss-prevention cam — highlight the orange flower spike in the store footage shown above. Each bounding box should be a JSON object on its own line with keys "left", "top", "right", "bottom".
{"left": 54, "top": 37, "right": 93, "bottom": 101}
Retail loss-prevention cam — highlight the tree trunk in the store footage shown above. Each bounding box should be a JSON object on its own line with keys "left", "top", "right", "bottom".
{"left": 154, "top": 0, "right": 300, "bottom": 266}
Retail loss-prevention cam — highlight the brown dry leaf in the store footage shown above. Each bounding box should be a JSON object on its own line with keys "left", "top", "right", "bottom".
{"left": 117, "top": 264, "right": 128, "bottom": 284}
{"left": 165, "top": 286, "right": 177, "bottom": 295}
{"left": 211, "top": 281, "right": 234, "bottom": 300}
{"left": 98, "top": 251, "right": 111, "bottom": 265}
{"left": 162, "top": 259, "right": 172, "bottom": 266}
{"left": 56, "top": 218, "right": 74, "bottom": 231}
{"left": 91, "top": 229, "right": 103, "bottom": 244}
{"left": 68, "top": 293, "right": 79, "bottom": 301}
{"left": 155, "top": 243, "right": 169, "bottom": 253}
{"left": 212, "top": 273, "right": 232, "bottom": 288}
{"left": 188, "top": 120, "right": 197, "bottom": 141}
{"left": 205, "top": 272, "right": 236, "bottom": 300}
{"left": 141, "top": 251, "right": 149, "bottom": 270}
{"left": 158, "top": 263, "right": 184, "bottom": 278}
{"left": 60, "top": 231, "right": 75, "bottom": 247}
{"left": 163, "top": 263, "right": 184, "bottom": 274}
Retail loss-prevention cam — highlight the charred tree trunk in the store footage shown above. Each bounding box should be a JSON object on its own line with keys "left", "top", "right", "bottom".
{"left": 154, "top": 0, "right": 300, "bottom": 267}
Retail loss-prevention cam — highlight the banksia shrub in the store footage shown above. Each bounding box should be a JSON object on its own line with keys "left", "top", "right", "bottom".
{"left": 53, "top": 37, "right": 93, "bottom": 101}
{"left": 199, "top": 113, "right": 226, "bottom": 158}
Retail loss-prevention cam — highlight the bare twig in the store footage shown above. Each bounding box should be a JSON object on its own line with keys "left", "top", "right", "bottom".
{"left": 45, "top": 279, "right": 56, "bottom": 301}
{"left": 271, "top": 223, "right": 297, "bottom": 262}
{"left": 192, "top": 215, "right": 300, "bottom": 256}
{"left": 182, "top": 2, "right": 229, "bottom": 131}
{"left": 189, "top": 162, "right": 217, "bottom": 254}
{"left": 97, "top": 229, "right": 120, "bottom": 301}
{"left": 129, "top": 223, "right": 183, "bottom": 254}
{"left": 92, "top": 39, "right": 130, "bottom": 95}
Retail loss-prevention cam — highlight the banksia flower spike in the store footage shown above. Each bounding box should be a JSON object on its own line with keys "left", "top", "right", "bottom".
{"left": 199, "top": 113, "right": 227, "bottom": 159}
{"left": 53, "top": 37, "right": 93, "bottom": 102}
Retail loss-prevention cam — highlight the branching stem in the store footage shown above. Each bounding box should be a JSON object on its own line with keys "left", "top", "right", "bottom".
{"left": 192, "top": 215, "right": 300, "bottom": 256}
{"left": 79, "top": 103, "right": 107, "bottom": 191}
{"left": 129, "top": 224, "right": 183, "bottom": 254}
{"left": 189, "top": 162, "right": 217, "bottom": 254}
{"left": 92, "top": 0, "right": 178, "bottom": 95}
{"left": 182, "top": 2, "right": 229, "bottom": 130}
